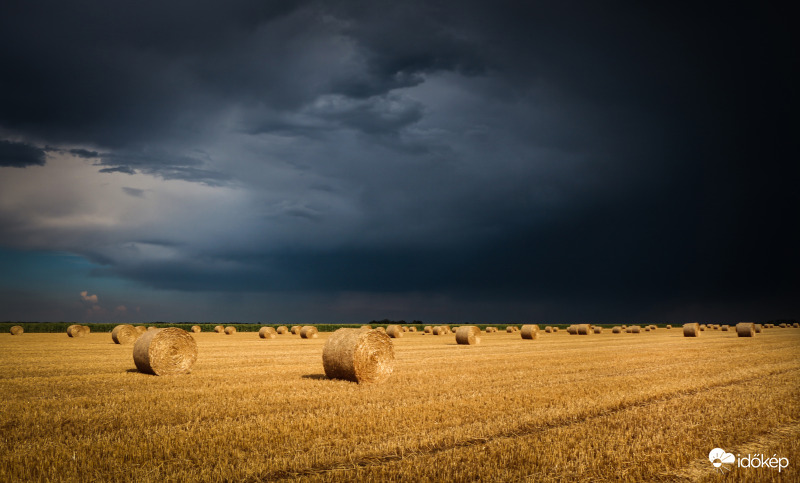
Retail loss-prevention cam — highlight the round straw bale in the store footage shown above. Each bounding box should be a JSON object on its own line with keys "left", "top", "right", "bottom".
{"left": 649, "top": 325, "right": 656, "bottom": 330}
{"left": 67, "top": 324, "right": 83, "bottom": 337}
{"left": 300, "top": 326, "right": 318, "bottom": 339}
{"left": 699, "top": 324, "right": 706, "bottom": 331}
{"left": 135, "top": 326, "right": 147, "bottom": 335}
{"left": 386, "top": 325, "right": 403, "bottom": 338}
{"left": 432, "top": 326, "right": 443, "bottom": 335}
{"left": 794, "top": 323, "right": 800, "bottom": 328}
{"left": 376, "top": 326, "right": 386, "bottom": 333}
{"left": 147, "top": 326, "right": 157, "bottom": 331}
{"left": 720, "top": 325, "right": 729, "bottom": 331}
{"left": 259, "top": 326, "right": 277, "bottom": 339}
{"left": 9, "top": 325, "right": 23, "bottom": 335}
{"left": 290, "top": 325, "right": 301, "bottom": 334}
{"left": 520, "top": 324, "right": 540, "bottom": 340}
{"left": 133, "top": 328, "right": 197, "bottom": 376}
{"left": 214, "top": 325, "right": 224, "bottom": 333}
{"left": 552, "top": 327, "right": 559, "bottom": 332}
{"left": 224, "top": 326, "right": 236, "bottom": 335}
{"left": 736, "top": 322, "right": 755, "bottom": 337}
{"left": 683, "top": 322, "right": 700, "bottom": 337}
{"left": 645, "top": 327, "right": 651, "bottom": 332}
{"left": 401, "top": 326, "right": 409, "bottom": 332}
{"left": 576, "top": 324, "right": 591, "bottom": 335}
{"left": 423, "top": 326, "right": 433, "bottom": 334}
{"left": 112, "top": 324, "right": 138, "bottom": 344}
{"left": 322, "top": 328, "right": 394, "bottom": 383}
{"left": 81, "top": 325, "right": 90, "bottom": 334}
{"left": 191, "top": 325, "right": 201, "bottom": 333}
{"left": 779, "top": 323, "right": 787, "bottom": 328}
{"left": 506, "top": 326, "right": 514, "bottom": 333}
{"left": 630, "top": 325, "right": 641, "bottom": 334}
{"left": 754, "top": 324, "right": 762, "bottom": 333}
{"left": 544, "top": 326, "right": 552, "bottom": 333}
{"left": 361, "top": 325, "right": 372, "bottom": 330}
{"left": 612, "top": 326, "right": 622, "bottom": 333}
{"left": 666, "top": 324, "right": 672, "bottom": 329}
{"left": 456, "top": 326, "right": 481, "bottom": 345}
{"left": 593, "top": 326, "right": 603, "bottom": 334}
{"left": 276, "top": 326, "right": 288, "bottom": 334}
{"left": 567, "top": 325, "right": 578, "bottom": 335}
{"left": 408, "top": 327, "right": 417, "bottom": 332}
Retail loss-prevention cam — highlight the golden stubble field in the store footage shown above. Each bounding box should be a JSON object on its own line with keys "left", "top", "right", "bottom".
{"left": 1, "top": 327, "right": 799, "bottom": 482}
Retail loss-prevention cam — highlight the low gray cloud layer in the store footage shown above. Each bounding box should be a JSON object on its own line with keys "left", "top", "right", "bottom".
{"left": 0, "top": 1, "right": 796, "bottom": 321}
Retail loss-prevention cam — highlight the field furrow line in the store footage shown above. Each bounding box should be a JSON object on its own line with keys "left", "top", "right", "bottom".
{"left": 255, "top": 366, "right": 800, "bottom": 481}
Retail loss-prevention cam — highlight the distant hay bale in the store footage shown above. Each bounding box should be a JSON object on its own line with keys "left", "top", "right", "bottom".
{"left": 649, "top": 325, "right": 656, "bottom": 330}
{"left": 135, "top": 326, "right": 147, "bottom": 335}
{"left": 683, "top": 322, "right": 700, "bottom": 337}
{"left": 630, "top": 325, "right": 641, "bottom": 334}
{"left": 147, "top": 326, "right": 157, "bottom": 331}
{"left": 506, "top": 326, "right": 514, "bottom": 333}
{"left": 277, "top": 326, "right": 288, "bottom": 334}
{"left": 300, "top": 326, "right": 318, "bottom": 339}
{"left": 621, "top": 325, "right": 627, "bottom": 329}
{"left": 361, "top": 325, "right": 372, "bottom": 330}
{"left": 401, "top": 326, "right": 409, "bottom": 332}
{"left": 666, "top": 324, "right": 672, "bottom": 329}
{"left": 544, "top": 326, "right": 552, "bottom": 333}
{"left": 736, "top": 322, "right": 755, "bottom": 337}
{"left": 432, "top": 326, "right": 444, "bottom": 335}
{"left": 322, "top": 328, "right": 394, "bottom": 383}
{"left": 779, "top": 323, "right": 787, "bottom": 328}
{"left": 593, "top": 326, "right": 603, "bottom": 334}
{"left": 552, "top": 327, "right": 559, "bottom": 332}
{"left": 191, "top": 325, "right": 201, "bottom": 333}
{"left": 291, "top": 325, "right": 302, "bottom": 334}
{"left": 224, "top": 326, "right": 236, "bottom": 335}
{"left": 699, "top": 324, "right": 706, "bottom": 331}
{"left": 567, "top": 325, "right": 578, "bottom": 335}
{"left": 720, "top": 325, "right": 729, "bottom": 332}
{"left": 612, "top": 326, "right": 622, "bottom": 333}
{"left": 576, "top": 324, "right": 591, "bottom": 335}
{"left": 9, "top": 325, "right": 23, "bottom": 335}
{"left": 259, "top": 327, "right": 277, "bottom": 339}
{"left": 386, "top": 325, "right": 403, "bottom": 338}
{"left": 112, "top": 324, "right": 138, "bottom": 344}
{"left": 376, "top": 327, "right": 386, "bottom": 333}
{"left": 793, "top": 323, "right": 799, "bottom": 328}
{"left": 408, "top": 327, "right": 417, "bottom": 332}
{"left": 754, "top": 324, "right": 762, "bottom": 333}
{"left": 423, "top": 326, "right": 433, "bottom": 334}
{"left": 133, "top": 328, "right": 197, "bottom": 376}
{"left": 456, "top": 326, "right": 481, "bottom": 345}
{"left": 67, "top": 324, "right": 84, "bottom": 337}
{"left": 214, "top": 325, "right": 224, "bottom": 333}
{"left": 645, "top": 327, "right": 651, "bottom": 332}
{"left": 520, "top": 324, "right": 540, "bottom": 340}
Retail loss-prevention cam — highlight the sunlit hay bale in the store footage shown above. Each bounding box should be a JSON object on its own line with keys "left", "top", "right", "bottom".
{"left": 133, "top": 328, "right": 197, "bottom": 376}
{"left": 442, "top": 325, "right": 452, "bottom": 333}
{"left": 621, "top": 324, "right": 628, "bottom": 329}
{"left": 400, "top": 326, "right": 408, "bottom": 332}
{"left": 644, "top": 327, "right": 651, "bottom": 332}
{"left": 567, "top": 325, "right": 578, "bottom": 335}
{"left": 386, "top": 325, "right": 403, "bottom": 338}
{"left": 666, "top": 324, "right": 672, "bottom": 329}
{"left": 323, "top": 328, "right": 394, "bottom": 384}
{"left": 649, "top": 325, "right": 657, "bottom": 331}
{"left": 408, "top": 327, "right": 417, "bottom": 332}
{"left": 361, "top": 325, "right": 372, "bottom": 330}
{"left": 9, "top": 325, "right": 23, "bottom": 335}
{"left": 191, "top": 325, "right": 201, "bottom": 333}
{"left": 720, "top": 325, "right": 729, "bottom": 332}
{"left": 276, "top": 326, "right": 288, "bottom": 334}
{"left": 736, "top": 322, "right": 755, "bottom": 337}
{"left": 683, "top": 322, "right": 700, "bottom": 337}
{"left": 754, "top": 324, "right": 762, "bottom": 333}
{"left": 67, "top": 324, "right": 83, "bottom": 337}
{"left": 612, "top": 326, "right": 622, "bottom": 333}
{"left": 300, "top": 326, "right": 318, "bottom": 339}
{"left": 520, "top": 324, "right": 540, "bottom": 340}
{"left": 291, "top": 325, "right": 302, "bottom": 334}
{"left": 779, "top": 323, "right": 787, "bottom": 328}
{"left": 259, "top": 327, "right": 277, "bottom": 339}
{"left": 630, "top": 325, "right": 641, "bottom": 334}
{"left": 711, "top": 324, "right": 718, "bottom": 330}
{"left": 423, "top": 326, "right": 433, "bottom": 334}
{"left": 506, "top": 326, "right": 515, "bottom": 333}
{"left": 593, "top": 326, "right": 603, "bottom": 334}
{"left": 432, "top": 326, "right": 443, "bottom": 335}
{"left": 214, "top": 325, "right": 224, "bottom": 333}
{"left": 147, "top": 326, "right": 157, "bottom": 331}
{"left": 552, "top": 327, "right": 559, "bottom": 332}
{"left": 699, "top": 324, "right": 706, "bottom": 331}
{"left": 576, "top": 324, "right": 591, "bottom": 335}
{"left": 376, "top": 327, "right": 386, "bottom": 333}
{"left": 135, "top": 326, "right": 147, "bottom": 335}
{"left": 222, "top": 326, "right": 235, "bottom": 335}
{"left": 456, "top": 326, "right": 481, "bottom": 345}
{"left": 544, "top": 326, "right": 552, "bottom": 333}
{"left": 111, "top": 324, "right": 138, "bottom": 344}
{"left": 793, "top": 323, "right": 799, "bottom": 328}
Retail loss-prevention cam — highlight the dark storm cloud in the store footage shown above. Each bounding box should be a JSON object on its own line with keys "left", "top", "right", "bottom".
{"left": 0, "top": 0, "right": 796, "bottom": 320}
{"left": 0, "top": 140, "right": 46, "bottom": 167}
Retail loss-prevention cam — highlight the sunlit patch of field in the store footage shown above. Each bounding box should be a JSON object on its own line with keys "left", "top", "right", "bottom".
{"left": 1, "top": 327, "right": 798, "bottom": 482}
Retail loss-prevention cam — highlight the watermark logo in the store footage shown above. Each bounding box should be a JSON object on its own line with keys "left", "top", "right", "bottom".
{"left": 709, "top": 448, "right": 789, "bottom": 474}
{"left": 709, "top": 448, "right": 735, "bottom": 474}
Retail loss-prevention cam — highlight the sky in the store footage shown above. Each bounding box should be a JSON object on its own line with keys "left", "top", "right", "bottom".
{"left": 0, "top": 1, "right": 796, "bottom": 324}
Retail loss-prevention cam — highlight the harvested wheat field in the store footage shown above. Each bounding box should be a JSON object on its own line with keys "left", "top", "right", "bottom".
{"left": 1, "top": 327, "right": 798, "bottom": 482}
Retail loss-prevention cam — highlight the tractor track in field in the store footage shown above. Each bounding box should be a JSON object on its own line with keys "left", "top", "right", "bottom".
{"left": 247, "top": 366, "right": 800, "bottom": 481}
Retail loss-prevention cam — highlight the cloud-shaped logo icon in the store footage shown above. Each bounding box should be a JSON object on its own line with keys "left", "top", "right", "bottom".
{"left": 709, "top": 448, "right": 735, "bottom": 471}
